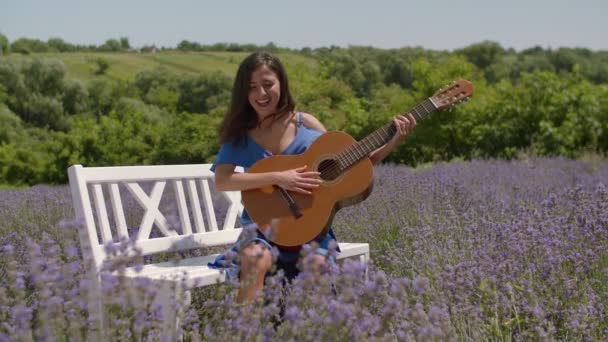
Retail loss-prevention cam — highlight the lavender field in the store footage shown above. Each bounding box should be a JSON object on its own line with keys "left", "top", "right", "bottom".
{"left": 1, "top": 157, "right": 607, "bottom": 341}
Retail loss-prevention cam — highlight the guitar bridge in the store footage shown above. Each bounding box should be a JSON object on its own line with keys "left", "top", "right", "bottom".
{"left": 277, "top": 187, "right": 303, "bottom": 219}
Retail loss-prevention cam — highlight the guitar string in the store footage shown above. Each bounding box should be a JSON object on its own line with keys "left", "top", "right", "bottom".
{"left": 314, "top": 99, "right": 436, "bottom": 177}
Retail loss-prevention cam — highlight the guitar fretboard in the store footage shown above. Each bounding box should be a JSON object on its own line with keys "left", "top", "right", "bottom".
{"left": 335, "top": 98, "right": 437, "bottom": 170}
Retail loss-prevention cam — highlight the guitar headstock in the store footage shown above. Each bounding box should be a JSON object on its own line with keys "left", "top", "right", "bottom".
{"left": 430, "top": 80, "right": 474, "bottom": 110}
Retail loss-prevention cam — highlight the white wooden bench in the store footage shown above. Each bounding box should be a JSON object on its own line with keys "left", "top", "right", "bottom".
{"left": 67, "top": 163, "right": 369, "bottom": 339}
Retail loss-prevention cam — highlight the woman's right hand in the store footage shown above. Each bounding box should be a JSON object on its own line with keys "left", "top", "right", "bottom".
{"left": 275, "top": 166, "right": 322, "bottom": 195}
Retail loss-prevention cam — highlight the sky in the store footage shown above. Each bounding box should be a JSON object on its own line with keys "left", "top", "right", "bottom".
{"left": 1, "top": 0, "right": 607, "bottom": 51}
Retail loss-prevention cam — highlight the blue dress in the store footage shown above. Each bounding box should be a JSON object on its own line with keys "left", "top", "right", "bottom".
{"left": 209, "top": 112, "right": 338, "bottom": 280}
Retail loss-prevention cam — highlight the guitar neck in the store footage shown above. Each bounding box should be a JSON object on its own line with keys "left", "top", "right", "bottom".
{"left": 337, "top": 98, "right": 437, "bottom": 168}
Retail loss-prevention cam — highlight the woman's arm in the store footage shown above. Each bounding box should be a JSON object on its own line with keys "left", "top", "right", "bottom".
{"left": 369, "top": 138, "right": 401, "bottom": 165}
{"left": 214, "top": 164, "right": 279, "bottom": 191}
{"left": 214, "top": 164, "right": 321, "bottom": 195}
{"left": 369, "top": 113, "right": 417, "bottom": 165}
{"left": 301, "top": 111, "right": 415, "bottom": 165}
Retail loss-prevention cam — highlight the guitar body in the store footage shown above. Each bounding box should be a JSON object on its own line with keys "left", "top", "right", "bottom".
{"left": 241, "top": 131, "right": 374, "bottom": 248}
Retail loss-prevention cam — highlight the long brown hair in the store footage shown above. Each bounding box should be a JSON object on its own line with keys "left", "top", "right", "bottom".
{"left": 219, "top": 51, "right": 296, "bottom": 144}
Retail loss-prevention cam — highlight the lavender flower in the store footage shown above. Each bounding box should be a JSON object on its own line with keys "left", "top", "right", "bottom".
{"left": 1, "top": 157, "right": 608, "bottom": 339}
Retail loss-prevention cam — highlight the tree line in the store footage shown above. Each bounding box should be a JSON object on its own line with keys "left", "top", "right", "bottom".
{"left": 0, "top": 37, "right": 607, "bottom": 186}
{"left": 2, "top": 35, "right": 608, "bottom": 84}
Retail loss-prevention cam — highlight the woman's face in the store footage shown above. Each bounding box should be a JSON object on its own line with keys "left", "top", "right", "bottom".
{"left": 248, "top": 65, "right": 281, "bottom": 118}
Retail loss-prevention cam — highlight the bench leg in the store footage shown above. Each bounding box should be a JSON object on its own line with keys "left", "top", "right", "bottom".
{"left": 155, "top": 279, "right": 191, "bottom": 341}
{"left": 87, "top": 271, "right": 106, "bottom": 341}
{"left": 359, "top": 252, "right": 370, "bottom": 280}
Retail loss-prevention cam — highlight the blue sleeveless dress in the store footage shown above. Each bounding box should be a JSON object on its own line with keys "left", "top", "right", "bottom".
{"left": 209, "top": 112, "right": 338, "bottom": 279}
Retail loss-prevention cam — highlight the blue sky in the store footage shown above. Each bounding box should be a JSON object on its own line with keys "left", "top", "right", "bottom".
{"left": 1, "top": 0, "right": 606, "bottom": 51}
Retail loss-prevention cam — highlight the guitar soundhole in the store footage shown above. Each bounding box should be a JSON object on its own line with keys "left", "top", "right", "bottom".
{"left": 318, "top": 158, "right": 341, "bottom": 181}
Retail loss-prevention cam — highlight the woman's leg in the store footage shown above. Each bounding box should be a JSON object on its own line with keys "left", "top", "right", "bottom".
{"left": 236, "top": 243, "right": 272, "bottom": 303}
{"left": 300, "top": 254, "right": 329, "bottom": 279}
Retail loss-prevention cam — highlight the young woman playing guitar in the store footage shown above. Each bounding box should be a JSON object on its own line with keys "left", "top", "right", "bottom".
{"left": 209, "top": 51, "right": 416, "bottom": 303}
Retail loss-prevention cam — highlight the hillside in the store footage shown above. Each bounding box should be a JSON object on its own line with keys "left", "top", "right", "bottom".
{"left": 2, "top": 51, "right": 317, "bottom": 81}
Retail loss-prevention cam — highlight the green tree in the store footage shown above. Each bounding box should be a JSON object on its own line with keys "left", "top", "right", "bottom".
{"left": 0, "top": 33, "right": 8, "bottom": 55}
{"left": 177, "top": 71, "right": 231, "bottom": 114}
{"left": 95, "top": 109, "right": 162, "bottom": 165}
{"left": 134, "top": 68, "right": 176, "bottom": 98}
{"left": 21, "top": 93, "right": 66, "bottom": 130}
{"left": 99, "top": 39, "right": 121, "bottom": 52}
{"left": 47, "top": 37, "right": 75, "bottom": 52}
{"left": 0, "top": 126, "right": 55, "bottom": 185}
{"left": 0, "top": 105, "right": 23, "bottom": 144}
{"left": 549, "top": 48, "right": 580, "bottom": 73}
{"left": 87, "top": 79, "right": 116, "bottom": 115}
{"left": 0, "top": 59, "right": 71, "bottom": 130}
{"left": 154, "top": 112, "right": 221, "bottom": 164}
{"left": 22, "top": 59, "right": 66, "bottom": 97}
{"left": 146, "top": 86, "right": 178, "bottom": 112}
{"left": 10, "top": 38, "right": 49, "bottom": 54}
{"left": 457, "top": 41, "right": 505, "bottom": 69}
{"left": 382, "top": 54, "right": 415, "bottom": 89}
{"left": 0, "top": 60, "right": 27, "bottom": 113}
{"left": 177, "top": 40, "right": 201, "bottom": 51}
{"left": 119, "top": 37, "right": 130, "bottom": 50}
{"left": 288, "top": 61, "right": 355, "bottom": 130}
{"left": 62, "top": 79, "right": 89, "bottom": 114}
{"left": 94, "top": 57, "right": 110, "bottom": 75}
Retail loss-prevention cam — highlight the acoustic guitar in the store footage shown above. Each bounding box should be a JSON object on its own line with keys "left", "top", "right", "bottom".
{"left": 242, "top": 80, "right": 474, "bottom": 247}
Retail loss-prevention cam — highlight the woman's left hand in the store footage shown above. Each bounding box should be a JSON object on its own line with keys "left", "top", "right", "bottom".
{"left": 391, "top": 113, "right": 417, "bottom": 144}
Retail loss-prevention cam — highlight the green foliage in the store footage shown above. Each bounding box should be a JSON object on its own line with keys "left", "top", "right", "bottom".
{"left": 1, "top": 43, "right": 608, "bottom": 185}
{"left": 47, "top": 37, "right": 76, "bottom": 52}
{"left": 0, "top": 105, "right": 23, "bottom": 143}
{"left": 21, "top": 93, "right": 67, "bottom": 130}
{"left": 0, "top": 84, "right": 7, "bottom": 104}
{"left": 134, "top": 68, "right": 175, "bottom": 96}
{"left": 9, "top": 38, "right": 49, "bottom": 54}
{"left": 177, "top": 40, "right": 201, "bottom": 51}
{"left": 289, "top": 60, "right": 356, "bottom": 130}
{"left": 94, "top": 57, "right": 110, "bottom": 75}
{"left": 0, "top": 59, "right": 83, "bottom": 130}
{"left": 549, "top": 48, "right": 580, "bottom": 74}
{"left": 92, "top": 109, "right": 161, "bottom": 166}
{"left": 62, "top": 79, "right": 89, "bottom": 114}
{"left": 99, "top": 39, "right": 122, "bottom": 52}
{"left": 134, "top": 68, "right": 179, "bottom": 111}
{"left": 457, "top": 40, "right": 505, "bottom": 69}
{"left": 0, "top": 120, "right": 57, "bottom": 185}
{"left": 23, "top": 59, "right": 66, "bottom": 96}
{"left": 0, "top": 34, "right": 8, "bottom": 54}
{"left": 381, "top": 53, "right": 417, "bottom": 89}
{"left": 176, "top": 71, "right": 231, "bottom": 114}
{"left": 146, "top": 85, "right": 178, "bottom": 112}
{"left": 119, "top": 37, "right": 130, "bottom": 50}
{"left": 320, "top": 49, "right": 383, "bottom": 97}
{"left": 58, "top": 102, "right": 164, "bottom": 169}
{"left": 153, "top": 112, "right": 222, "bottom": 164}
{"left": 0, "top": 60, "right": 25, "bottom": 93}
{"left": 87, "top": 78, "right": 116, "bottom": 115}
{"left": 177, "top": 40, "right": 262, "bottom": 52}
{"left": 0, "top": 143, "right": 46, "bottom": 185}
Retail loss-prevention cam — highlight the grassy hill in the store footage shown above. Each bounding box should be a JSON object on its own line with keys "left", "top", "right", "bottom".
{"left": 2, "top": 51, "right": 317, "bottom": 81}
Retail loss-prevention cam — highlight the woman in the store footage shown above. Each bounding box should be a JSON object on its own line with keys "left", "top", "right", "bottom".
{"left": 210, "top": 51, "right": 416, "bottom": 303}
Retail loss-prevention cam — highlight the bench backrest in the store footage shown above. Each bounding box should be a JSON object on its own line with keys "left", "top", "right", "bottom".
{"left": 67, "top": 164, "right": 243, "bottom": 270}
